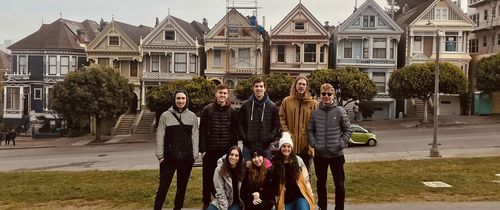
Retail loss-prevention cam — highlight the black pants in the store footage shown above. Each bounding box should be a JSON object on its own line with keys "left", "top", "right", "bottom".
{"left": 314, "top": 155, "right": 345, "bottom": 210}
{"left": 154, "top": 157, "right": 195, "bottom": 210}
{"left": 202, "top": 150, "right": 226, "bottom": 205}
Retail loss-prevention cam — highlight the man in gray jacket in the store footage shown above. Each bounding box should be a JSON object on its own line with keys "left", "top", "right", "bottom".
{"left": 308, "top": 83, "right": 351, "bottom": 210}
{"left": 154, "top": 90, "right": 199, "bottom": 210}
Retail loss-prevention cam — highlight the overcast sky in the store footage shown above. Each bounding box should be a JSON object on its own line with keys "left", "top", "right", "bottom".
{"left": 0, "top": 0, "right": 467, "bottom": 44}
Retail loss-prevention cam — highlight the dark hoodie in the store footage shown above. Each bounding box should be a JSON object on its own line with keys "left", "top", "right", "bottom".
{"left": 238, "top": 93, "right": 280, "bottom": 154}
{"left": 155, "top": 90, "right": 199, "bottom": 160}
{"left": 199, "top": 98, "right": 239, "bottom": 153}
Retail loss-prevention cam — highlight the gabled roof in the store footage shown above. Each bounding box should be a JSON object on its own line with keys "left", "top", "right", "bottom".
{"left": 395, "top": 0, "right": 473, "bottom": 28}
{"left": 337, "top": 0, "right": 403, "bottom": 34}
{"left": 205, "top": 9, "right": 262, "bottom": 40}
{"left": 0, "top": 49, "right": 11, "bottom": 70}
{"left": 114, "top": 21, "right": 153, "bottom": 45}
{"left": 271, "top": 3, "right": 329, "bottom": 37}
{"left": 142, "top": 15, "right": 207, "bottom": 46}
{"left": 8, "top": 18, "right": 99, "bottom": 50}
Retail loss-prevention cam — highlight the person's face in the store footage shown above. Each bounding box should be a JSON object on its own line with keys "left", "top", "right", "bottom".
{"left": 280, "top": 143, "right": 292, "bottom": 157}
{"left": 228, "top": 149, "right": 240, "bottom": 168}
{"left": 175, "top": 92, "right": 187, "bottom": 109}
{"left": 251, "top": 155, "right": 264, "bottom": 167}
{"left": 295, "top": 79, "right": 307, "bottom": 95}
{"left": 215, "top": 88, "right": 229, "bottom": 105}
{"left": 321, "top": 89, "right": 334, "bottom": 105}
{"left": 252, "top": 81, "right": 266, "bottom": 99}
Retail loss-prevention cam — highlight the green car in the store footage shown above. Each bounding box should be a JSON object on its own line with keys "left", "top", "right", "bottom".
{"left": 349, "top": 124, "right": 377, "bottom": 146}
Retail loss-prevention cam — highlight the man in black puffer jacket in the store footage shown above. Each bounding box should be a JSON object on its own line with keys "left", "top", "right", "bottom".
{"left": 239, "top": 77, "right": 280, "bottom": 162}
{"left": 199, "top": 84, "right": 239, "bottom": 209}
{"left": 308, "top": 83, "right": 352, "bottom": 210}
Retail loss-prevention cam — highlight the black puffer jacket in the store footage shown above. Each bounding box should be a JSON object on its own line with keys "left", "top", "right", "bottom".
{"left": 238, "top": 94, "right": 280, "bottom": 152}
{"left": 199, "top": 101, "right": 239, "bottom": 152}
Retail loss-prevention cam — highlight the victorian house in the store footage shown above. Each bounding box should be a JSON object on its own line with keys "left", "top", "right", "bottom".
{"left": 269, "top": 3, "right": 330, "bottom": 76}
{"left": 0, "top": 49, "right": 11, "bottom": 118}
{"left": 5, "top": 18, "right": 99, "bottom": 128}
{"left": 86, "top": 19, "right": 152, "bottom": 114}
{"left": 204, "top": 9, "right": 264, "bottom": 88}
{"left": 467, "top": 0, "right": 500, "bottom": 114}
{"left": 396, "top": 0, "right": 475, "bottom": 116}
{"left": 335, "top": 0, "right": 403, "bottom": 119}
{"left": 140, "top": 15, "right": 209, "bottom": 106}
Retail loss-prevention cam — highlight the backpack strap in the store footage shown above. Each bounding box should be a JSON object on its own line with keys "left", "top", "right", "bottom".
{"left": 169, "top": 111, "right": 184, "bottom": 126}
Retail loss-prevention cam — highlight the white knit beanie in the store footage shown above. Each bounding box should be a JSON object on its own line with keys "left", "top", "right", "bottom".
{"left": 279, "top": 132, "right": 293, "bottom": 149}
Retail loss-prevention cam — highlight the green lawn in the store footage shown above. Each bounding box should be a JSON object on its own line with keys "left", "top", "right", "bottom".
{"left": 0, "top": 157, "right": 499, "bottom": 209}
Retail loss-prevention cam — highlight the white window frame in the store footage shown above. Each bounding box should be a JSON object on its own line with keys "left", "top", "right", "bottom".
{"left": 151, "top": 55, "right": 160, "bottom": 72}
{"left": 413, "top": 36, "right": 423, "bottom": 53}
{"left": 277, "top": 45, "right": 285, "bottom": 63}
{"left": 304, "top": 44, "right": 316, "bottom": 63}
{"left": 60, "top": 56, "right": 69, "bottom": 75}
{"left": 18, "top": 55, "right": 28, "bottom": 74}
{"left": 6, "top": 87, "right": 21, "bottom": 110}
{"left": 238, "top": 48, "right": 251, "bottom": 67}
{"left": 294, "top": 22, "right": 305, "bottom": 30}
{"left": 164, "top": 30, "right": 176, "bottom": 41}
{"left": 174, "top": 53, "right": 187, "bottom": 73}
{"left": 49, "top": 56, "right": 57, "bottom": 75}
{"left": 130, "top": 60, "right": 138, "bottom": 77}
{"left": 214, "top": 50, "right": 222, "bottom": 67}
{"left": 344, "top": 40, "right": 352, "bottom": 58}
{"left": 189, "top": 54, "right": 197, "bottom": 73}
{"left": 108, "top": 36, "right": 120, "bottom": 46}
{"left": 435, "top": 8, "right": 448, "bottom": 20}
{"left": 71, "top": 56, "right": 77, "bottom": 71}
{"left": 373, "top": 38, "right": 387, "bottom": 59}
{"left": 372, "top": 72, "right": 387, "bottom": 93}
{"left": 34, "top": 88, "right": 42, "bottom": 100}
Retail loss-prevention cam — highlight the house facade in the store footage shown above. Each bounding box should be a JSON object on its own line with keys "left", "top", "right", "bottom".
{"left": 467, "top": 0, "right": 500, "bottom": 114}
{"left": 269, "top": 3, "right": 330, "bottom": 76}
{"left": 0, "top": 50, "right": 11, "bottom": 119}
{"left": 396, "top": 0, "right": 475, "bottom": 117}
{"left": 4, "top": 19, "right": 99, "bottom": 128}
{"left": 140, "top": 15, "right": 209, "bottom": 106}
{"left": 86, "top": 20, "right": 152, "bottom": 113}
{"left": 204, "top": 9, "right": 264, "bottom": 88}
{"left": 336, "top": 0, "right": 403, "bottom": 119}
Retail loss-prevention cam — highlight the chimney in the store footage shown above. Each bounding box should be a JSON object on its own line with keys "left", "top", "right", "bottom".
{"left": 155, "top": 17, "right": 159, "bottom": 27}
{"left": 202, "top": 18, "right": 208, "bottom": 27}
{"left": 325, "top": 21, "right": 330, "bottom": 27}
{"left": 402, "top": 3, "right": 409, "bottom": 14}
{"left": 77, "top": 29, "right": 87, "bottom": 44}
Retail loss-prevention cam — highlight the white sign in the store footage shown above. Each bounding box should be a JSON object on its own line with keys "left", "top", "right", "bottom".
{"left": 422, "top": 181, "right": 452, "bottom": 188}
{"left": 495, "top": 173, "right": 500, "bottom": 177}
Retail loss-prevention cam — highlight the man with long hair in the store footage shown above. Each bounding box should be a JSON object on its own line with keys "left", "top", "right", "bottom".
{"left": 279, "top": 75, "right": 318, "bottom": 172}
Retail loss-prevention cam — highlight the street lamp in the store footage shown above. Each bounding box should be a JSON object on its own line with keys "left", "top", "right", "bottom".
{"left": 426, "top": 20, "right": 440, "bottom": 157}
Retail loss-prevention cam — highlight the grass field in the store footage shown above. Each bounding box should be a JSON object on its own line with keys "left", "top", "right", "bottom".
{"left": 0, "top": 157, "right": 499, "bottom": 209}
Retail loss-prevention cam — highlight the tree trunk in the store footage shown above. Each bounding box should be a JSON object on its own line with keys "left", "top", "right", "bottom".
{"left": 423, "top": 99, "right": 428, "bottom": 123}
{"left": 95, "top": 117, "right": 101, "bottom": 141}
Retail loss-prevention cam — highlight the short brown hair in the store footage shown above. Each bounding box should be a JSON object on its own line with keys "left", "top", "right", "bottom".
{"left": 216, "top": 84, "right": 229, "bottom": 91}
{"left": 252, "top": 77, "right": 266, "bottom": 87}
{"left": 320, "top": 83, "right": 335, "bottom": 94}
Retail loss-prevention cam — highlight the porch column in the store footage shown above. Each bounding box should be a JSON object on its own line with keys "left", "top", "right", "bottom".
{"left": 141, "top": 82, "right": 146, "bottom": 106}
{"left": 369, "top": 37, "right": 373, "bottom": 59}
{"left": 186, "top": 52, "right": 190, "bottom": 74}
{"left": 171, "top": 52, "right": 175, "bottom": 73}
{"left": 316, "top": 43, "right": 320, "bottom": 64}
{"left": 386, "top": 37, "right": 391, "bottom": 59}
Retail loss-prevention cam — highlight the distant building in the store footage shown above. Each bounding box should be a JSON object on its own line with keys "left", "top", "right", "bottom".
{"left": 4, "top": 18, "right": 100, "bottom": 128}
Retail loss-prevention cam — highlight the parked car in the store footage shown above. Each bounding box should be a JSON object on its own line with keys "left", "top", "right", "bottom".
{"left": 349, "top": 124, "right": 377, "bottom": 146}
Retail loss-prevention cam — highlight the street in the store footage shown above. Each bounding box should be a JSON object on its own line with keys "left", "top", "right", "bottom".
{"left": 0, "top": 124, "right": 499, "bottom": 172}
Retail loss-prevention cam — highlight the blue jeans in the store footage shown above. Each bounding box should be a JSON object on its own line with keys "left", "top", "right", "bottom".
{"left": 284, "top": 197, "right": 310, "bottom": 210}
{"left": 207, "top": 203, "right": 242, "bottom": 210}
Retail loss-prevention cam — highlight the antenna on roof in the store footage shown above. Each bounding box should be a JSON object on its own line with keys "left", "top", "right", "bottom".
{"left": 168, "top": 8, "right": 170, "bottom": 16}
{"left": 112, "top": 14, "right": 114, "bottom": 21}
{"left": 59, "top": 12, "right": 62, "bottom": 19}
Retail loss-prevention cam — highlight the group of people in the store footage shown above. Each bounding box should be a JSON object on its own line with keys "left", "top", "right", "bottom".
{"left": 0, "top": 129, "right": 17, "bottom": 146}
{"left": 153, "top": 76, "right": 352, "bottom": 210}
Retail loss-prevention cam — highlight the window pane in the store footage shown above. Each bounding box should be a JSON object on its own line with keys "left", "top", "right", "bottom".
{"left": 372, "top": 72, "right": 386, "bottom": 93}
{"left": 152, "top": 56, "right": 159, "bottom": 72}
{"left": 130, "top": 60, "right": 138, "bottom": 77}
{"left": 373, "top": 39, "right": 386, "bottom": 59}
{"left": 304, "top": 44, "right": 316, "bottom": 62}
{"left": 278, "top": 45, "right": 285, "bottom": 62}
{"left": 165, "top": 31, "right": 175, "bottom": 40}
{"left": 295, "top": 46, "right": 301, "bottom": 62}
{"left": 60, "top": 56, "right": 69, "bottom": 75}
{"left": 109, "top": 36, "right": 119, "bottom": 45}
{"left": 7, "top": 87, "right": 20, "bottom": 110}
{"left": 190, "top": 55, "right": 196, "bottom": 73}
{"left": 295, "top": 22, "right": 304, "bottom": 30}
{"left": 238, "top": 48, "right": 251, "bottom": 67}
{"left": 214, "top": 50, "right": 222, "bottom": 67}
{"left": 174, "top": 53, "right": 187, "bottom": 72}
{"left": 49, "top": 56, "right": 57, "bottom": 75}
{"left": 344, "top": 40, "right": 352, "bottom": 58}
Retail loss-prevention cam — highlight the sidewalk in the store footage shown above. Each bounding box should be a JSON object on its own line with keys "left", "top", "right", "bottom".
{"left": 358, "top": 114, "right": 500, "bottom": 130}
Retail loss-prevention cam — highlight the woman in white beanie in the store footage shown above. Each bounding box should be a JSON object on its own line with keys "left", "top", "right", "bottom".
{"left": 271, "top": 132, "right": 314, "bottom": 210}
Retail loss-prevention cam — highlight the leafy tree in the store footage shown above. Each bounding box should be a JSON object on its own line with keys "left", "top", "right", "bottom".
{"left": 474, "top": 53, "right": 500, "bottom": 93}
{"left": 388, "top": 62, "right": 467, "bottom": 122}
{"left": 52, "top": 65, "right": 133, "bottom": 140}
{"left": 233, "top": 74, "right": 294, "bottom": 105}
{"left": 308, "top": 67, "right": 378, "bottom": 107}
{"left": 146, "top": 76, "right": 216, "bottom": 118}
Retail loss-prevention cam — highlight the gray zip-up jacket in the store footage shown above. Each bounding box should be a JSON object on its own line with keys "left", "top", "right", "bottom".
{"left": 307, "top": 101, "right": 352, "bottom": 158}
